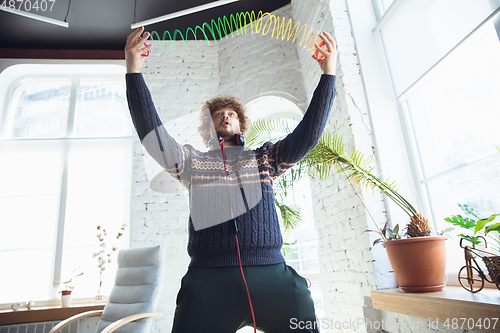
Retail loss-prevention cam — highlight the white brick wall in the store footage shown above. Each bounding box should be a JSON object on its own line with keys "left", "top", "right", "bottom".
{"left": 217, "top": 5, "right": 309, "bottom": 112}
{"left": 291, "top": 0, "right": 386, "bottom": 331}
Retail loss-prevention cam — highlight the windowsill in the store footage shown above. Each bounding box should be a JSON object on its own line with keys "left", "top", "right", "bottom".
{"left": 371, "top": 286, "right": 500, "bottom": 332}
{"left": 0, "top": 302, "right": 106, "bottom": 326}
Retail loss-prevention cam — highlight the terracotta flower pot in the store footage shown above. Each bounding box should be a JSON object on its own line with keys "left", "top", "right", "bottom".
{"left": 383, "top": 236, "right": 447, "bottom": 292}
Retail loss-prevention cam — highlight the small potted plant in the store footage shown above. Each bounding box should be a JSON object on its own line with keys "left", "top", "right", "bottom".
{"left": 57, "top": 268, "right": 84, "bottom": 307}
{"left": 444, "top": 203, "right": 500, "bottom": 254}
{"left": 444, "top": 204, "right": 500, "bottom": 291}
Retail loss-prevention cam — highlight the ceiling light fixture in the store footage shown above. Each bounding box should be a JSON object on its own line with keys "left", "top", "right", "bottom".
{"left": 131, "top": 0, "right": 239, "bottom": 29}
{"left": 0, "top": 7, "right": 69, "bottom": 28}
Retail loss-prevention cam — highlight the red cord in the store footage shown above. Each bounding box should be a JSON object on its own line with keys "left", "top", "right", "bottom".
{"left": 221, "top": 141, "right": 235, "bottom": 220}
{"left": 221, "top": 139, "right": 257, "bottom": 333}
{"left": 235, "top": 234, "right": 257, "bottom": 333}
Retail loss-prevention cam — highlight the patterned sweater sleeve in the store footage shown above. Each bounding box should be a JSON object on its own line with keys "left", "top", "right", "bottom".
{"left": 269, "top": 74, "right": 336, "bottom": 177}
{"left": 126, "top": 73, "right": 189, "bottom": 181}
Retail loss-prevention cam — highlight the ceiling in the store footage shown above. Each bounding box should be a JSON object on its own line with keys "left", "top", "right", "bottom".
{"left": 0, "top": 0, "right": 290, "bottom": 53}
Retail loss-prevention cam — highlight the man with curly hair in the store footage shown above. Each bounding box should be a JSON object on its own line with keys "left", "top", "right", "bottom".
{"left": 198, "top": 95, "right": 249, "bottom": 148}
{"left": 125, "top": 26, "right": 338, "bottom": 333}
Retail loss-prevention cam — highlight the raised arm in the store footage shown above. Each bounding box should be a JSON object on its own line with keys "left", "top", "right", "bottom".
{"left": 269, "top": 32, "right": 338, "bottom": 176}
{"left": 125, "top": 26, "right": 152, "bottom": 74}
{"left": 125, "top": 27, "right": 189, "bottom": 180}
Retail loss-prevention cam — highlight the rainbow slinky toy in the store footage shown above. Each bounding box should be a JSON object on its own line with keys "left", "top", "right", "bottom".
{"left": 148, "top": 10, "right": 327, "bottom": 57}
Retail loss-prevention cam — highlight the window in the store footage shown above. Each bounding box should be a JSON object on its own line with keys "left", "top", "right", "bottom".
{"left": 280, "top": 177, "right": 325, "bottom": 318}
{"left": 373, "top": 0, "right": 395, "bottom": 17}
{"left": 373, "top": 0, "right": 500, "bottom": 272}
{"left": 0, "top": 64, "right": 133, "bottom": 305}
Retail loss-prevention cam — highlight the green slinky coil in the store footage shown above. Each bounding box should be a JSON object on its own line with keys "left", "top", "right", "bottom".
{"left": 148, "top": 10, "right": 323, "bottom": 54}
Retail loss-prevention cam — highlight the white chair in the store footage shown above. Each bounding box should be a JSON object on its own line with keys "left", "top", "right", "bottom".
{"left": 50, "top": 245, "right": 164, "bottom": 333}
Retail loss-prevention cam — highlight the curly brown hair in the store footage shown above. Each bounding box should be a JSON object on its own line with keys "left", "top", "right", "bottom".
{"left": 198, "top": 95, "right": 249, "bottom": 146}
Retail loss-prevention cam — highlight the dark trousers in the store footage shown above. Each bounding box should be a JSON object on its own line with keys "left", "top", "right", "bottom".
{"left": 171, "top": 263, "right": 320, "bottom": 333}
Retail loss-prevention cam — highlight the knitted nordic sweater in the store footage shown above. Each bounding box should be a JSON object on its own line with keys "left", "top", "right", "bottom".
{"left": 126, "top": 73, "right": 336, "bottom": 267}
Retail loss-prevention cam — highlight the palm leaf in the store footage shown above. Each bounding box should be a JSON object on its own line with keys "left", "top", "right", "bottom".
{"left": 281, "top": 239, "right": 298, "bottom": 256}
{"left": 274, "top": 164, "right": 308, "bottom": 201}
{"left": 245, "top": 118, "right": 297, "bottom": 147}
{"left": 246, "top": 118, "right": 420, "bottom": 233}
{"left": 275, "top": 199, "right": 301, "bottom": 231}
{"left": 303, "top": 132, "right": 418, "bottom": 218}
{"left": 245, "top": 118, "right": 306, "bottom": 231}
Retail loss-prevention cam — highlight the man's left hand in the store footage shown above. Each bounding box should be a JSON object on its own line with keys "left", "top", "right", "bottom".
{"left": 313, "top": 31, "right": 338, "bottom": 75}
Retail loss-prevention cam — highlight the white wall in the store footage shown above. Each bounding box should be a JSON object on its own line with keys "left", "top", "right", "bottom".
{"left": 217, "top": 5, "right": 309, "bottom": 111}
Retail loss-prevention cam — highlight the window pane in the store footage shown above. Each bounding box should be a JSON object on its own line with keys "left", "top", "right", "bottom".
{"left": 0, "top": 151, "right": 61, "bottom": 197}
{"left": 310, "top": 281, "right": 324, "bottom": 319}
{"left": 66, "top": 149, "right": 129, "bottom": 195}
{"left": 8, "top": 81, "right": 71, "bottom": 138}
{"left": 380, "top": 0, "right": 493, "bottom": 95}
{"left": 73, "top": 80, "right": 132, "bottom": 138}
{"left": 381, "top": 0, "right": 395, "bottom": 12}
{"left": 0, "top": 196, "right": 59, "bottom": 249}
{"left": 283, "top": 179, "right": 321, "bottom": 273}
{"left": 424, "top": 153, "right": 500, "bottom": 271}
{"left": 61, "top": 148, "right": 130, "bottom": 298}
{"left": 403, "top": 18, "right": 500, "bottom": 272}
{"left": 0, "top": 152, "right": 60, "bottom": 303}
{"left": 406, "top": 21, "right": 500, "bottom": 179}
{"left": 0, "top": 249, "right": 54, "bottom": 302}
{"left": 0, "top": 152, "right": 60, "bottom": 250}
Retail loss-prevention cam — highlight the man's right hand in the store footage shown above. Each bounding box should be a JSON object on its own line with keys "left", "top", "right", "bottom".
{"left": 125, "top": 26, "right": 152, "bottom": 73}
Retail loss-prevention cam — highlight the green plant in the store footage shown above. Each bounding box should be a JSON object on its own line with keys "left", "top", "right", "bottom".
{"left": 365, "top": 220, "right": 402, "bottom": 245}
{"left": 444, "top": 203, "right": 500, "bottom": 253}
{"left": 302, "top": 131, "right": 432, "bottom": 242}
{"left": 246, "top": 118, "right": 307, "bottom": 231}
{"left": 246, "top": 118, "right": 433, "bottom": 244}
{"left": 57, "top": 267, "right": 84, "bottom": 291}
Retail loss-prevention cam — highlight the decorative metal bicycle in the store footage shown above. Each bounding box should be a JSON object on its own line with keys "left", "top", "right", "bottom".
{"left": 458, "top": 236, "right": 500, "bottom": 293}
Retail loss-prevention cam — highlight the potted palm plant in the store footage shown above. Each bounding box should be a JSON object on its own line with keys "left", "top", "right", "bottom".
{"left": 303, "top": 131, "right": 447, "bottom": 292}
{"left": 247, "top": 119, "right": 447, "bottom": 292}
